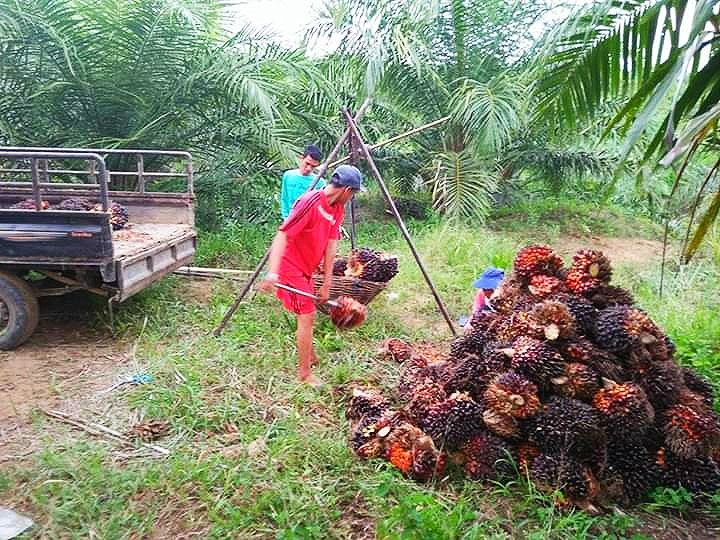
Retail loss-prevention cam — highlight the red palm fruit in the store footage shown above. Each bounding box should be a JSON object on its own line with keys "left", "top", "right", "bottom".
{"left": 528, "top": 275, "right": 566, "bottom": 298}
{"left": 570, "top": 250, "right": 612, "bottom": 282}
{"left": 482, "top": 409, "right": 520, "bottom": 439}
{"left": 594, "top": 306, "right": 660, "bottom": 355}
{"left": 528, "top": 300, "right": 576, "bottom": 341}
{"left": 11, "top": 198, "right": 50, "bottom": 210}
{"left": 387, "top": 443, "right": 413, "bottom": 474}
{"left": 378, "top": 337, "right": 413, "bottom": 363}
{"left": 531, "top": 454, "right": 600, "bottom": 505}
{"left": 508, "top": 336, "right": 565, "bottom": 386}
{"left": 549, "top": 293, "right": 598, "bottom": 336}
{"left": 329, "top": 296, "right": 366, "bottom": 329}
{"left": 346, "top": 388, "right": 391, "bottom": 421}
{"left": 551, "top": 362, "right": 601, "bottom": 402}
{"left": 483, "top": 371, "right": 541, "bottom": 419}
{"left": 513, "top": 245, "right": 564, "bottom": 279}
{"left": 467, "top": 309, "right": 501, "bottom": 336}
{"left": 565, "top": 269, "right": 602, "bottom": 295}
{"left": 410, "top": 435, "right": 446, "bottom": 481}
{"left": 663, "top": 404, "right": 720, "bottom": 459}
{"left": 495, "top": 311, "right": 533, "bottom": 342}
{"left": 588, "top": 284, "right": 635, "bottom": 309}
{"left": 420, "top": 392, "right": 484, "bottom": 450}
{"left": 397, "top": 356, "right": 431, "bottom": 400}
{"left": 405, "top": 379, "right": 447, "bottom": 422}
{"left": 516, "top": 442, "right": 541, "bottom": 471}
{"left": 461, "top": 431, "right": 513, "bottom": 480}
{"left": 332, "top": 257, "right": 347, "bottom": 276}
{"left": 592, "top": 382, "right": 655, "bottom": 438}
{"left": 489, "top": 273, "right": 529, "bottom": 315}
{"left": 636, "top": 360, "right": 684, "bottom": 411}
{"left": 681, "top": 368, "right": 715, "bottom": 407}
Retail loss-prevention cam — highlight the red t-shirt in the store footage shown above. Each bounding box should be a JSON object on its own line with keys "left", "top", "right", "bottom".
{"left": 278, "top": 190, "right": 344, "bottom": 278}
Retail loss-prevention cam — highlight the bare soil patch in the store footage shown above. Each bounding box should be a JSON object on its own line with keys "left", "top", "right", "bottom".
{"left": 554, "top": 234, "right": 666, "bottom": 266}
{"left": 0, "top": 319, "right": 124, "bottom": 425}
{"left": 0, "top": 294, "right": 129, "bottom": 460}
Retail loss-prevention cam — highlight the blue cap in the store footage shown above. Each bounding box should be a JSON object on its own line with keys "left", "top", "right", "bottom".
{"left": 331, "top": 165, "right": 365, "bottom": 191}
{"left": 473, "top": 267, "right": 505, "bottom": 289}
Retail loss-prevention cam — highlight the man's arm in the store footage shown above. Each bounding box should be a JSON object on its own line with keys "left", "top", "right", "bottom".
{"left": 258, "top": 230, "right": 288, "bottom": 292}
{"left": 318, "top": 239, "right": 338, "bottom": 302}
{"left": 280, "top": 172, "right": 290, "bottom": 219}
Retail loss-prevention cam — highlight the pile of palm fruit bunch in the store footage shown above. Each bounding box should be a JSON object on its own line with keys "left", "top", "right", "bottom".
{"left": 333, "top": 247, "right": 399, "bottom": 283}
{"left": 347, "top": 244, "right": 720, "bottom": 511}
{"left": 54, "top": 198, "right": 129, "bottom": 230}
{"left": 10, "top": 198, "right": 50, "bottom": 210}
{"left": 10, "top": 197, "right": 129, "bottom": 230}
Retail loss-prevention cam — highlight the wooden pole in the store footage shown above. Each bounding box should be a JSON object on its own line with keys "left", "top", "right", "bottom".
{"left": 329, "top": 115, "right": 450, "bottom": 169}
{"left": 212, "top": 99, "right": 372, "bottom": 337}
{"left": 341, "top": 109, "right": 457, "bottom": 337}
{"left": 348, "top": 121, "right": 358, "bottom": 249}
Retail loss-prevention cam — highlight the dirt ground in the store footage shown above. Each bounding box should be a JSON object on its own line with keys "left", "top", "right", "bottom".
{"left": 0, "top": 294, "right": 132, "bottom": 461}
{"left": 553, "top": 235, "right": 666, "bottom": 265}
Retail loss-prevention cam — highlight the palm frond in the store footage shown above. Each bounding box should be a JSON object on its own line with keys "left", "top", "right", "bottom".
{"left": 429, "top": 150, "right": 498, "bottom": 220}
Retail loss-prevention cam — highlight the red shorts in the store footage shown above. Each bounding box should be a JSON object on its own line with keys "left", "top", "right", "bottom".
{"left": 276, "top": 274, "right": 316, "bottom": 315}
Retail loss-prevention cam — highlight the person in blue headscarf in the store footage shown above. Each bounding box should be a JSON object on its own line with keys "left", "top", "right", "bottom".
{"left": 458, "top": 267, "right": 505, "bottom": 326}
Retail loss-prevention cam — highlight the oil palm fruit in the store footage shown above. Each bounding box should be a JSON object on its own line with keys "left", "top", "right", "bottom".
{"left": 420, "top": 392, "right": 484, "bottom": 450}
{"left": 55, "top": 197, "right": 94, "bottom": 211}
{"left": 588, "top": 284, "right": 635, "bottom": 309}
{"left": 663, "top": 404, "right": 720, "bottom": 459}
{"left": 507, "top": 336, "right": 565, "bottom": 386}
{"left": 483, "top": 371, "right": 541, "bottom": 420}
{"left": 460, "top": 431, "right": 513, "bottom": 480}
{"left": 528, "top": 300, "right": 575, "bottom": 341}
{"left": 528, "top": 275, "right": 566, "bottom": 298}
{"left": 551, "top": 363, "right": 601, "bottom": 402}
{"left": 11, "top": 198, "right": 49, "bottom": 210}
{"left": 513, "top": 245, "right": 564, "bottom": 280}
{"left": 593, "top": 382, "right": 655, "bottom": 439}
{"left": 379, "top": 338, "right": 413, "bottom": 363}
{"left": 530, "top": 454, "right": 599, "bottom": 505}
{"left": 346, "top": 388, "right": 391, "bottom": 421}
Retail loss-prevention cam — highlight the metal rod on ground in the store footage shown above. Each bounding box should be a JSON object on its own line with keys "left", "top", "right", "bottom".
{"left": 329, "top": 115, "right": 451, "bottom": 169}
{"left": 212, "top": 99, "right": 372, "bottom": 337}
{"left": 341, "top": 109, "right": 457, "bottom": 337}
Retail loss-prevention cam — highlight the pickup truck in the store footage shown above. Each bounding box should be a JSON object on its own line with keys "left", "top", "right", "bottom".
{"left": 0, "top": 147, "right": 197, "bottom": 349}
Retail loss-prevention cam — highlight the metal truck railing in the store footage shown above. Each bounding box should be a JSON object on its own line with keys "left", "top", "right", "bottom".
{"left": 0, "top": 151, "right": 111, "bottom": 210}
{"left": 0, "top": 146, "right": 193, "bottom": 196}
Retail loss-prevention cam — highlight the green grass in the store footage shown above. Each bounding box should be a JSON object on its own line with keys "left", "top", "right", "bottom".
{"left": 2, "top": 203, "right": 719, "bottom": 538}
{"left": 489, "top": 198, "right": 663, "bottom": 240}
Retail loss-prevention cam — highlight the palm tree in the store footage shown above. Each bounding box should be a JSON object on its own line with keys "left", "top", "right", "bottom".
{"left": 538, "top": 0, "right": 720, "bottom": 261}
{"left": 0, "top": 0, "right": 326, "bottom": 163}
{"left": 308, "top": 0, "right": 611, "bottom": 219}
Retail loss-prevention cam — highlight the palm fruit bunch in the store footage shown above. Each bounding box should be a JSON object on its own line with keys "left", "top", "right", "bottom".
{"left": 92, "top": 201, "right": 129, "bottom": 230}
{"left": 332, "top": 257, "right": 348, "bottom": 276}
{"left": 593, "top": 381, "right": 655, "bottom": 439}
{"left": 489, "top": 274, "right": 532, "bottom": 315}
{"left": 378, "top": 337, "right": 413, "bottom": 363}
{"left": 587, "top": 284, "right": 635, "bottom": 310}
{"left": 54, "top": 197, "right": 95, "bottom": 211}
{"left": 550, "top": 362, "right": 601, "bottom": 402}
{"left": 346, "top": 388, "right": 391, "bottom": 422}
{"left": 129, "top": 419, "right": 170, "bottom": 441}
{"left": 507, "top": 336, "right": 565, "bottom": 387}
{"left": 345, "top": 247, "right": 399, "bottom": 283}
{"left": 385, "top": 424, "right": 445, "bottom": 482}
{"left": 405, "top": 379, "right": 447, "bottom": 423}
{"left": 397, "top": 356, "right": 434, "bottom": 400}
{"left": 329, "top": 296, "right": 367, "bottom": 329}
{"left": 347, "top": 244, "right": 720, "bottom": 509}
{"left": 420, "top": 392, "right": 484, "bottom": 450}
{"left": 513, "top": 244, "right": 564, "bottom": 281}
{"left": 449, "top": 330, "right": 487, "bottom": 360}
{"left": 528, "top": 397, "right": 605, "bottom": 464}
{"left": 682, "top": 368, "right": 715, "bottom": 407}
{"left": 662, "top": 404, "right": 720, "bottom": 459}
{"left": 11, "top": 198, "right": 49, "bottom": 210}
{"left": 460, "top": 431, "right": 513, "bottom": 480}
{"left": 530, "top": 454, "right": 599, "bottom": 509}
{"left": 528, "top": 274, "right": 566, "bottom": 298}
{"left": 483, "top": 371, "right": 541, "bottom": 420}
{"left": 565, "top": 249, "right": 612, "bottom": 295}
{"left": 603, "top": 438, "right": 661, "bottom": 503}
{"left": 549, "top": 293, "right": 598, "bottom": 336}
{"left": 467, "top": 309, "right": 500, "bottom": 335}
{"left": 528, "top": 300, "right": 575, "bottom": 341}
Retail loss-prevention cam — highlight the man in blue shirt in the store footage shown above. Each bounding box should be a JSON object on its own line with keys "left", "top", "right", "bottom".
{"left": 280, "top": 144, "right": 324, "bottom": 219}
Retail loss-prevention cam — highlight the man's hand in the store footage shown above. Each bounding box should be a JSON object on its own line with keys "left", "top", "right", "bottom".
{"left": 258, "top": 272, "right": 278, "bottom": 293}
{"left": 317, "top": 281, "right": 331, "bottom": 303}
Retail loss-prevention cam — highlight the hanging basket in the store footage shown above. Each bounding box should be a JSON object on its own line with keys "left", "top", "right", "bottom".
{"left": 312, "top": 274, "right": 387, "bottom": 315}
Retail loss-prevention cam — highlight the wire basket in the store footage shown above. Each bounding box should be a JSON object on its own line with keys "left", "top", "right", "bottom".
{"left": 312, "top": 274, "right": 387, "bottom": 314}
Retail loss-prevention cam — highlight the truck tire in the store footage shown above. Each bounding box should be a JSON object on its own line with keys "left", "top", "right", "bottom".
{"left": 0, "top": 271, "right": 39, "bottom": 350}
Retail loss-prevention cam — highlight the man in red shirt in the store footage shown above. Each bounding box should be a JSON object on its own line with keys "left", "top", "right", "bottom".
{"left": 259, "top": 165, "right": 364, "bottom": 386}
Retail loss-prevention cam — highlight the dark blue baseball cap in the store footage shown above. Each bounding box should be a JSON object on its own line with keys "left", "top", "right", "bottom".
{"left": 473, "top": 267, "right": 505, "bottom": 289}
{"left": 331, "top": 165, "right": 365, "bottom": 191}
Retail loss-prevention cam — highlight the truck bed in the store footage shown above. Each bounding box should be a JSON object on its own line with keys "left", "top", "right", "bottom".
{"left": 113, "top": 223, "right": 194, "bottom": 259}
{"left": 111, "top": 223, "right": 196, "bottom": 301}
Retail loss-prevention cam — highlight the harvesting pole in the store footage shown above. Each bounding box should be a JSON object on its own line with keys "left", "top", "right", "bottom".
{"left": 341, "top": 109, "right": 457, "bottom": 336}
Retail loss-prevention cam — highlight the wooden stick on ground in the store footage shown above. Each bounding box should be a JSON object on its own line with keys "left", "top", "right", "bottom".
{"left": 174, "top": 267, "right": 253, "bottom": 280}
{"left": 42, "top": 409, "right": 171, "bottom": 456}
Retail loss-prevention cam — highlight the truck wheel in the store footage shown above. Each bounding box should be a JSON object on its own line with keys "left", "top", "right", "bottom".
{"left": 0, "top": 271, "right": 39, "bottom": 350}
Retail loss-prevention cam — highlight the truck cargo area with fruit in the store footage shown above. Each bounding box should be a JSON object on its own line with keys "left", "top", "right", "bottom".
{"left": 0, "top": 148, "right": 196, "bottom": 350}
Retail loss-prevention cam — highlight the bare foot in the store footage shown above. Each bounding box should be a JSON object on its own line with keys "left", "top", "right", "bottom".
{"left": 299, "top": 373, "right": 325, "bottom": 387}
